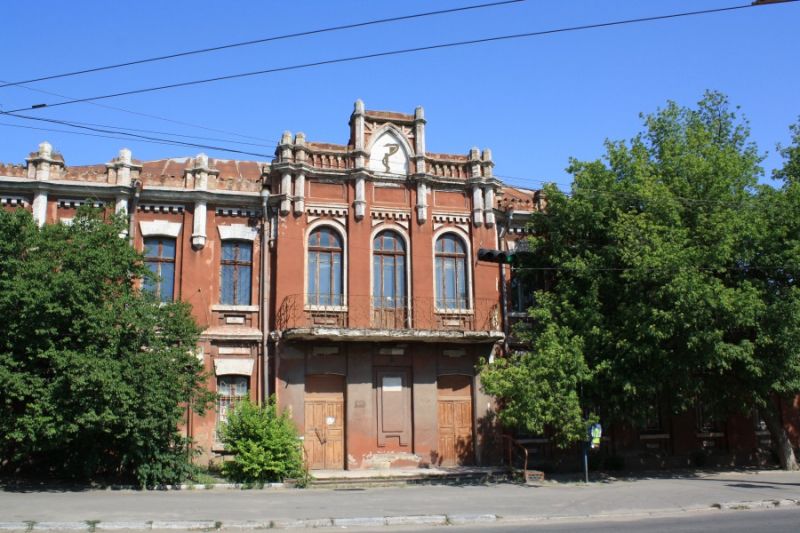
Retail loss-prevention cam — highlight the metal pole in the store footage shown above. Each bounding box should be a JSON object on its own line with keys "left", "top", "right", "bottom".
{"left": 583, "top": 440, "right": 589, "bottom": 483}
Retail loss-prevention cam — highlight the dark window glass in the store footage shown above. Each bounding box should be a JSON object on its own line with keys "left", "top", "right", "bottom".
{"left": 143, "top": 237, "right": 176, "bottom": 302}
{"left": 435, "top": 234, "right": 468, "bottom": 310}
{"left": 307, "top": 227, "right": 343, "bottom": 306}
{"left": 373, "top": 231, "right": 406, "bottom": 308}
{"left": 220, "top": 241, "right": 252, "bottom": 305}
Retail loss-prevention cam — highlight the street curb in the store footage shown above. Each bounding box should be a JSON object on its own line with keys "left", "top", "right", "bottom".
{"left": 6, "top": 499, "right": 799, "bottom": 531}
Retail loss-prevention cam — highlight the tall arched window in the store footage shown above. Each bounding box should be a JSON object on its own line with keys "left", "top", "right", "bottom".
{"left": 435, "top": 233, "right": 468, "bottom": 310}
{"left": 308, "top": 226, "right": 343, "bottom": 306}
{"left": 373, "top": 230, "right": 406, "bottom": 309}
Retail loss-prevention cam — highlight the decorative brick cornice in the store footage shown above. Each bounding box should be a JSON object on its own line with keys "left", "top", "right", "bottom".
{"left": 306, "top": 204, "right": 348, "bottom": 217}
{"left": 432, "top": 212, "right": 471, "bottom": 225}
{"left": 0, "top": 195, "right": 28, "bottom": 207}
{"left": 216, "top": 207, "right": 261, "bottom": 218}
{"left": 58, "top": 198, "right": 106, "bottom": 209}
{"left": 371, "top": 209, "right": 411, "bottom": 221}
{"left": 138, "top": 203, "right": 185, "bottom": 214}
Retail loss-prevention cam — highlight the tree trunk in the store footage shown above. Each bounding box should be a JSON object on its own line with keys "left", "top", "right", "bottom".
{"left": 761, "top": 399, "right": 799, "bottom": 471}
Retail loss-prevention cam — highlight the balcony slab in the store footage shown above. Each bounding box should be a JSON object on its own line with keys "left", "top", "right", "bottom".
{"left": 279, "top": 327, "right": 504, "bottom": 343}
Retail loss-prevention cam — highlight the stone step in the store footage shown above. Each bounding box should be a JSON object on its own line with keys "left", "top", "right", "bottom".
{"left": 309, "top": 468, "right": 509, "bottom": 488}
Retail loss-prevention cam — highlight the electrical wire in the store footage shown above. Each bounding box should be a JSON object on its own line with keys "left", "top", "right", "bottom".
{"left": 0, "top": 78, "right": 275, "bottom": 144}
{"left": 5, "top": 1, "right": 796, "bottom": 115}
{"left": 0, "top": 0, "right": 525, "bottom": 89}
{"left": 2, "top": 112, "right": 273, "bottom": 158}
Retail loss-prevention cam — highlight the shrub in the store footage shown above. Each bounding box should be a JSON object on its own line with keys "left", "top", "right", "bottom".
{"left": 220, "top": 397, "right": 305, "bottom": 484}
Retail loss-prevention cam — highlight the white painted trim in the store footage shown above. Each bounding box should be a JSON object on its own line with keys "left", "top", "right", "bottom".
{"left": 217, "top": 223, "right": 258, "bottom": 241}
{"left": 365, "top": 124, "right": 415, "bottom": 175}
{"left": 304, "top": 219, "right": 348, "bottom": 307}
{"left": 211, "top": 304, "right": 259, "bottom": 312}
{"left": 139, "top": 219, "right": 182, "bottom": 238}
{"left": 432, "top": 226, "right": 474, "bottom": 311}
{"left": 213, "top": 358, "right": 254, "bottom": 376}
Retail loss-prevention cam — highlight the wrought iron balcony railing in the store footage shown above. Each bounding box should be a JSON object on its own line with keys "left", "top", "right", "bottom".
{"left": 275, "top": 294, "right": 501, "bottom": 332}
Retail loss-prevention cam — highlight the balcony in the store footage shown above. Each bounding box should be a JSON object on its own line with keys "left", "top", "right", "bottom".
{"left": 275, "top": 295, "right": 504, "bottom": 343}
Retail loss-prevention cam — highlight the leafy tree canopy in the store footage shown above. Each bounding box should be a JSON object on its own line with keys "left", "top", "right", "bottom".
{"left": 483, "top": 93, "right": 800, "bottom": 469}
{"left": 0, "top": 207, "right": 214, "bottom": 486}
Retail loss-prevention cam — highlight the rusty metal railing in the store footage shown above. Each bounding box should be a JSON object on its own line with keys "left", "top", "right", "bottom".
{"left": 275, "top": 294, "right": 501, "bottom": 332}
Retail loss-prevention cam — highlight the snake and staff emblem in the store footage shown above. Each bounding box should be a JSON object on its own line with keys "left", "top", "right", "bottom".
{"left": 382, "top": 144, "right": 399, "bottom": 173}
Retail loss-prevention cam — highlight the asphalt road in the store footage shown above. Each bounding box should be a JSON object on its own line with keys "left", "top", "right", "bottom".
{"left": 348, "top": 507, "right": 800, "bottom": 532}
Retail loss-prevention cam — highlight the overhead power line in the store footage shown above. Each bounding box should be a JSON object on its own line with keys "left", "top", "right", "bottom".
{"left": 3, "top": 1, "right": 796, "bottom": 115}
{"left": 0, "top": 0, "right": 524, "bottom": 89}
{"left": 4, "top": 112, "right": 273, "bottom": 159}
{"left": 0, "top": 78, "right": 274, "bottom": 143}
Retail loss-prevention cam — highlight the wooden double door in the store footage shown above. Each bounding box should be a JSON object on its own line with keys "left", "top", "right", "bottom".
{"left": 437, "top": 374, "right": 475, "bottom": 466}
{"left": 304, "top": 374, "right": 344, "bottom": 470}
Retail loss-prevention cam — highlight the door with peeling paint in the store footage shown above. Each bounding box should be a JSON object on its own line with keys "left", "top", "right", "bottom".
{"left": 436, "top": 374, "right": 474, "bottom": 466}
{"left": 304, "top": 374, "right": 345, "bottom": 470}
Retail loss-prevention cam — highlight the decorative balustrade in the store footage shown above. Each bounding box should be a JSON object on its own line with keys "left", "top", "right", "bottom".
{"left": 275, "top": 294, "right": 501, "bottom": 333}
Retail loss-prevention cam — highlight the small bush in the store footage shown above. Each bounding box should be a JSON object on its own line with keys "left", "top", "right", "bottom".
{"left": 219, "top": 397, "right": 305, "bottom": 484}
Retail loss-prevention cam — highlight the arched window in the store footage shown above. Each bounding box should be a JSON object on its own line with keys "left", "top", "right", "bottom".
{"left": 373, "top": 230, "right": 406, "bottom": 308}
{"left": 308, "top": 227, "right": 343, "bottom": 306}
{"left": 435, "top": 233, "right": 468, "bottom": 310}
{"left": 220, "top": 240, "right": 252, "bottom": 305}
{"left": 143, "top": 237, "right": 176, "bottom": 302}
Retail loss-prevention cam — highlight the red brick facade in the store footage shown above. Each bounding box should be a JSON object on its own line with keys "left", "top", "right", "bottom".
{"left": 1, "top": 101, "right": 798, "bottom": 471}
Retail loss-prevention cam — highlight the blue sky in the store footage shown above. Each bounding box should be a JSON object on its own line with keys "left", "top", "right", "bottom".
{"left": 0, "top": 0, "right": 797, "bottom": 192}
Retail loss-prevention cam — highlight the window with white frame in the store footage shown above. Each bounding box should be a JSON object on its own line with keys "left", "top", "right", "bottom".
{"left": 220, "top": 240, "right": 252, "bottom": 305}
{"left": 217, "top": 375, "right": 249, "bottom": 433}
{"left": 307, "top": 226, "right": 343, "bottom": 306}
{"left": 373, "top": 230, "right": 406, "bottom": 308}
{"left": 435, "top": 233, "right": 469, "bottom": 310}
{"left": 143, "top": 237, "right": 176, "bottom": 302}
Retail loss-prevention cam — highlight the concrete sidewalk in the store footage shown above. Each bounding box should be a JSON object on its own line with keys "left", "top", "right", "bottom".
{"left": 0, "top": 470, "right": 799, "bottom": 530}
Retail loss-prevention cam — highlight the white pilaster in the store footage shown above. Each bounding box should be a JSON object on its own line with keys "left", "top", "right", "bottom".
{"left": 354, "top": 176, "right": 366, "bottom": 220}
{"left": 280, "top": 172, "right": 292, "bottom": 216}
{"left": 32, "top": 191, "right": 48, "bottom": 227}
{"left": 472, "top": 186, "right": 484, "bottom": 227}
{"left": 416, "top": 182, "right": 428, "bottom": 224}
{"left": 414, "top": 106, "right": 426, "bottom": 174}
{"left": 483, "top": 187, "right": 495, "bottom": 227}
{"left": 192, "top": 200, "right": 207, "bottom": 248}
{"left": 293, "top": 172, "right": 305, "bottom": 215}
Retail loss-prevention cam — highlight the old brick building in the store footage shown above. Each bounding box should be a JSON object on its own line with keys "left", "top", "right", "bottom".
{"left": 1, "top": 101, "right": 797, "bottom": 471}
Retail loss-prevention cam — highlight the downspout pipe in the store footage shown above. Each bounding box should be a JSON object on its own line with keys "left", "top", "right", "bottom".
{"left": 260, "top": 189, "right": 271, "bottom": 403}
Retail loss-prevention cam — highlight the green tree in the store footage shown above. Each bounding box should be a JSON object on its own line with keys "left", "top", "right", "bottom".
{"left": 485, "top": 92, "right": 800, "bottom": 469}
{"left": 0, "top": 207, "right": 214, "bottom": 486}
{"left": 219, "top": 397, "right": 305, "bottom": 484}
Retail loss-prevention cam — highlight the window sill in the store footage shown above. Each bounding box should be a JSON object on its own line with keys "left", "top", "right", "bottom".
{"left": 305, "top": 304, "right": 348, "bottom": 312}
{"left": 212, "top": 304, "right": 259, "bottom": 312}
{"left": 435, "top": 308, "right": 474, "bottom": 315}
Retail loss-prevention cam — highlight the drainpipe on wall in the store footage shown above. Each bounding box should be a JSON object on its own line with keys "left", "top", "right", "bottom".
{"left": 498, "top": 209, "right": 513, "bottom": 356}
{"left": 260, "top": 189, "right": 271, "bottom": 404}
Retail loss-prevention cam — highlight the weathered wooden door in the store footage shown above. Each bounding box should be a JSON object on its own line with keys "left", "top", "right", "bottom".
{"left": 437, "top": 374, "right": 474, "bottom": 466}
{"left": 304, "top": 374, "right": 345, "bottom": 470}
{"left": 375, "top": 368, "right": 412, "bottom": 451}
